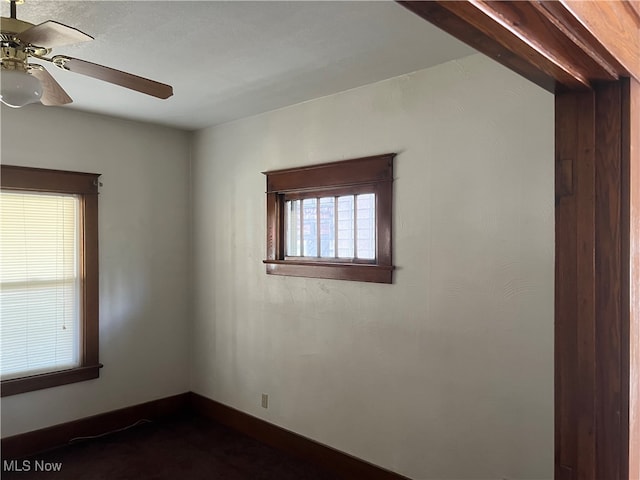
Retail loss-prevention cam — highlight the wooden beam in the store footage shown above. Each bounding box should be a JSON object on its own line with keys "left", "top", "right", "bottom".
{"left": 625, "top": 77, "right": 640, "bottom": 480}
{"left": 399, "top": 1, "right": 559, "bottom": 92}
{"left": 559, "top": 1, "right": 640, "bottom": 82}
{"left": 398, "top": 1, "right": 639, "bottom": 91}
{"left": 555, "top": 89, "right": 597, "bottom": 480}
{"left": 445, "top": 1, "right": 621, "bottom": 84}
{"left": 594, "top": 81, "right": 627, "bottom": 480}
{"left": 536, "top": 1, "right": 629, "bottom": 79}
{"left": 554, "top": 79, "right": 637, "bottom": 480}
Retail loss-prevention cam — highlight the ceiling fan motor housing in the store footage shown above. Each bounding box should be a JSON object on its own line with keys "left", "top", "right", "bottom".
{"left": 1, "top": 45, "right": 29, "bottom": 72}
{"left": 1, "top": 18, "right": 33, "bottom": 72}
{"left": 1, "top": 19, "right": 51, "bottom": 78}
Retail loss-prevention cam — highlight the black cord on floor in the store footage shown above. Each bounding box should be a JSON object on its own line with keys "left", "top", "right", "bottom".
{"left": 68, "top": 419, "right": 152, "bottom": 444}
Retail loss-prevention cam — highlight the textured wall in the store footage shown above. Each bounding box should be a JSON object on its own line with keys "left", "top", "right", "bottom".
{"left": 191, "top": 54, "right": 554, "bottom": 479}
{"left": 0, "top": 105, "right": 191, "bottom": 437}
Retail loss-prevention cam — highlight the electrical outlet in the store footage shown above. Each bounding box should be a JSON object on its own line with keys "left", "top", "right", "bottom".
{"left": 261, "top": 393, "right": 268, "bottom": 409}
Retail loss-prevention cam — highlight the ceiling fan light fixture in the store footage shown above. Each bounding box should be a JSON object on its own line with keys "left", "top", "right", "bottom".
{"left": 0, "top": 69, "right": 42, "bottom": 108}
{"left": 1, "top": 4, "right": 172, "bottom": 106}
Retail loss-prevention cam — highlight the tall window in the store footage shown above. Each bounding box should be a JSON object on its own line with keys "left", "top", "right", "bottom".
{"left": 263, "top": 154, "right": 394, "bottom": 283}
{"left": 1, "top": 165, "right": 101, "bottom": 397}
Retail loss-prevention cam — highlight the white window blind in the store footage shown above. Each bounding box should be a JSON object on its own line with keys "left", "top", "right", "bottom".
{"left": 1, "top": 191, "right": 80, "bottom": 380}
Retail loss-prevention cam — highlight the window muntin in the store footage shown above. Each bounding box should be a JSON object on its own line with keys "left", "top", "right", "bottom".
{"left": 1, "top": 191, "right": 81, "bottom": 380}
{"left": 263, "top": 153, "right": 394, "bottom": 283}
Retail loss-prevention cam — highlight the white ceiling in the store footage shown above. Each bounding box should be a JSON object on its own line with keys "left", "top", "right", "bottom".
{"left": 2, "top": 1, "right": 475, "bottom": 131}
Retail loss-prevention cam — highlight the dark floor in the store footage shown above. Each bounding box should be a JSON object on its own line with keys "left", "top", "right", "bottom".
{"left": 1, "top": 414, "right": 338, "bottom": 480}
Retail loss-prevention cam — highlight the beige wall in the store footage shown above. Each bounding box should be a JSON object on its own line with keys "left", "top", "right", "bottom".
{"left": 191, "top": 54, "right": 554, "bottom": 479}
{"left": 0, "top": 105, "right": 192, "bottom": 437}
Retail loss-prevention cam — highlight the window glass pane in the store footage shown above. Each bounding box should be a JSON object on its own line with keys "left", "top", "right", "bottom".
{"left": 302, "top": 198, "right": 317, "bottom": 257}
{"left": 1, "top": 191, "right": 80, "bottom": 380}
{"left": 337, "top": 196, "right": 355, "bottom": 258}
{"left": 285, "top": 193, "right": 376, "bottom": 261}
{"left": 319, "top": 197, "right": 335, "bottom": 258}
{"left": 285, "top": 200, "right": 301, "bottom": 256}
{"left": 356, "top": 193, "right": 376, "bottom": 259}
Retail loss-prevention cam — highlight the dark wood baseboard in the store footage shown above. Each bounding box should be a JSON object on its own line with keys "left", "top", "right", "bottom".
{"left": 1, "top": 392, "right": 410, "bottom": 479}
{"left": 188, "top": 392, "right": 410, "bottom": 480}
{"left": 1, "top": 393, "right": 190, "bottom": 459}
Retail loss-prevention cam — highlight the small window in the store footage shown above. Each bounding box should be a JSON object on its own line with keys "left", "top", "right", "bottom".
{"left": 263, "top": 154, "right": 394, "bottom": 283}
{"left": 284, "top": 194, "right": 376, "bottom": 260}
{"left": 1, "top": 165, "right": 101, "bottom": 396}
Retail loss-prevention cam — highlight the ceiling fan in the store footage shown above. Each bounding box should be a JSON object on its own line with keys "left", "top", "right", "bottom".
{"left": 0, "top": 0, "right": 173, "bottom": 108}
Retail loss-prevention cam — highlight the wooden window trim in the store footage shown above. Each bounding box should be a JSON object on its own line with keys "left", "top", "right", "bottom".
{"left": 263, "top": 154, "right": 395, "bottom": 283}
{"left": 1, "top": 165, "right": 102, "bottom": 397}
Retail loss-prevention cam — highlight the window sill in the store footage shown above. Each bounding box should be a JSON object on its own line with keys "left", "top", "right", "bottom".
{"left": 263, "top": 260, "right": 393, "bottom": 283}
{"left": 1, "top": 364, "right": 103, "bottom": 397}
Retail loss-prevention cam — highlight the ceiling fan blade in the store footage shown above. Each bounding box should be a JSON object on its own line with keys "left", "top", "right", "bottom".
{"left": 17, "top": 20, "right": 93, "bottom": 49}
{"left": 29, "top": 66, "right": 72, "bottom": 106}
{"left": 53, "top": 56, "right": 173, "bottom": 99}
